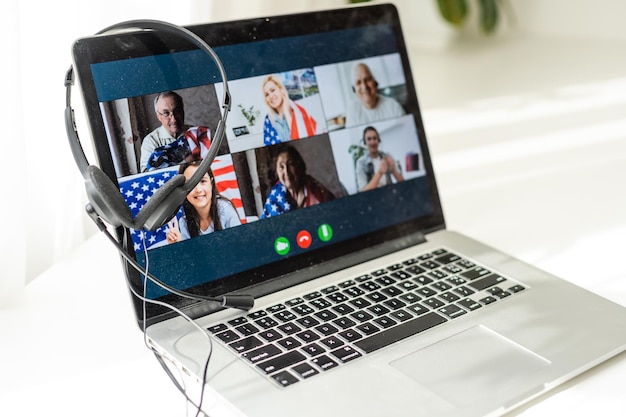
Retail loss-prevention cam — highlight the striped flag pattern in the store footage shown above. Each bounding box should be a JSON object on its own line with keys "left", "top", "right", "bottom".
{"left": 118, "top": 154, "right": 244, "bottom": 252}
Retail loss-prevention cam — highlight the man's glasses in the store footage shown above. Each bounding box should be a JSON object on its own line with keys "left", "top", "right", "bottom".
{"left": 157, "top": 108, "right": 183, "bottom": 119}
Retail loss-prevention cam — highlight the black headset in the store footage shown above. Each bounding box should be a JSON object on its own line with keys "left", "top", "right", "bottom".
{"left": 65, "top": 19, "right": 231, "bottom": 232}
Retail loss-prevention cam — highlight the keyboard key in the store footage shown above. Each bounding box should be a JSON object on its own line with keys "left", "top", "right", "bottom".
{"left": 229, "top": 335, "right": 263, "bottom": 353}
{"left": 509, "top": 285, "right": 525, "bottom": 293}
{"left": 278, "top": 322, "right": 301, "bottom": 335}
{"left": 432, "top": 281, "right": 452, "bottom": 291}
{"left": 470, "top": 274, "right": 507, "bottom": 291}
{"left": 416, "top": 287, "right": 437, "bottom": 297}
{"left": 461, "top": 267, "right": 491, "bottom": 280}
{"left": 390, "top": 309, "right": 413, "bottom": 322}
{"left": 423, "top": 298, "right": 445, "bottom": 309}
{"left": 267, "top": 304, "right": 286, "bottom": 313}
{"left": 257, "top": 350, "right": 306, "bottom": 374}
{"left": 296, "top": 316, "right": 320, "bottom": 328}
{"left": 255, "top": 316, "right": 279, "bottom": 329}
{"left": 381, "top": 286, "right": 404, "bottom": 297}
{"left": 271, "top": 370, "right": 299, "bottom": 387}
{"left": 296, "top": 329, "right": 320, "bottom": 343}
{"left": 435, "top": 252, "right": 461, "bottom": 264}
{"left": 292, "top": 304, "right": 315, "bottom": 315}
{"left": 354, "top": 312, "right": 447, "bottom": 353}
{"left": 274, "top": 310, "right": 297, "bottom": 322}
{"left": 235, "top": 323, "right": 259, "bottom": 336}
{"left": 480, "top": 296, "right": 498, "bottom": 304}
{"left": 458, "top": 298, "right": 482, "bottom": 311}
{"left": 356, "top": 322, "right": 380, "bottom": 335}
{"left": 332, "top": 303, "right": 355, "bottom": 315}
{"left": 338, "top": 329, "right": 363, "bottom": 342}
{"left": 303, "top": 291, "right": 322, "bottom": 300}
{"left": 330, "top": 346, "right": 362, "bottom": 363}
{"left": 258, "top": 329, "right": 283, "bottom": 342}
{"left": 228, "top": 317, "right": 248, "bottom": 326}
{"left": 383, "top": 298, "right": 407, "bottom": 310}
{"left": 368, "top": 304, "right": 390, "bottom": 316}
{"left": 420, "top": 260, "right": 440, "bottom": 270}
{"left": 242, "top": 344, "right": 282, "bottom": 364}
{"left": 349, "top": 297, "right": 371, "bottom": 309}
{"left": 312, "top": 354, "right": 339, "bottom": 371}
{"left": 315, "top": 323, "right": 339, "bottom": 336}
{"left": 373, "top": 316, "right": 397, "bottom": 328}
{"left": 292, "top": 362, "right": 319, "bottom": 379}
{"left": 414, "top": 275, "right": 433, "bottom": 285}
{"left": 321, "top": 336, "right": 344, "bottom": 349}
{"left": 454, "top": 286, "right": 474, "bottom": 297}
{"left": 438, "top": 292, "right": 460, "bottom": 303}
{"left": 285, "top": 297, "right": 304, "bottom": 306}
{"left": 333, "top": 317, "right": 357, "bottom": 329}
{"left": 301, "top": 342, "right": 325, "bottom": 357}
{"left": 215, "top": 329, "right": 240, "bottom": 343}
{"left": 344, "top": 287, "right": 365, "bottom": 297}
{"left": 321, "top": 285, "right": 339, "bottom": 294}
{"left": 277, "top": 336, "right": 302, "bottom": 350}
{"left": 310, "top": 298, "right": 332, "bottom": 309}
{"left": 207, "top": 323, "right": 228, "bottom": 334}
{"left": 366, "top": 291, "right": 387, "bottom": 303}
{"left": 315, "top": 309, "right": 338, "bottom": 321}
{"left": 399, "top": 292, "right": 422, "bottom": 304}
{"left": 327, "top": 292, "right": 349, "bottom": 303}
{"left": 351, "top": 311, "right": 374, "bottom": 322}
{"left": 406, "top": 303, "right": 429, "bottom": 315}
{"left": 438, "top": 304, "right": 467, "bottom": 319}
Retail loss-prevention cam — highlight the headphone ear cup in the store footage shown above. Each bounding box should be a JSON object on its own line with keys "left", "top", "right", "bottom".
{"left": 85, "top": 165, "right": 133, "bottom": 228}
{"left": 134, "top": 173, "right": 187, "bottom": 230}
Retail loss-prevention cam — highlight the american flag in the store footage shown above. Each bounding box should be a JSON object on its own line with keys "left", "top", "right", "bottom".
{"left": 118, "top": 154, "right": 245, "bottom": 252}
{"left": 263, "top": 114, "right": 283, "bottom": 145}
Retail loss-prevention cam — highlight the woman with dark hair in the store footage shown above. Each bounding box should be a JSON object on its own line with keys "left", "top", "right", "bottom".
{"left": 166, "top": 160, "right": 241, "bottom": 243}
{"left": 261, "top": 145, "right": 334, "bottom": 218}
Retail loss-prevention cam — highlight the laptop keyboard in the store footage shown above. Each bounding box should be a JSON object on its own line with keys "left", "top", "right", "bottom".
{"left": 207, "top": 248, "right": 526, "bottom": 387}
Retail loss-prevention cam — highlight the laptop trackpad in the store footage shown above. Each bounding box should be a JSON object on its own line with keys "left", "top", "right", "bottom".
{"left": 390, "top": 325, "right": 551, "bottom": 407}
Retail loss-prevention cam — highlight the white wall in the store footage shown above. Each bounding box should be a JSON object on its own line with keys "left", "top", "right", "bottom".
{"left": 514, "top": 0, "right": 626, "bottom": 41}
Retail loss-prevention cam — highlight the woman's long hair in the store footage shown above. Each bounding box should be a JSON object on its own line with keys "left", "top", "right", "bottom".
{"left": 178, "top": 160, "right": 229, "bottom": 237}
{"left": 262, "top": 74, "right": 292, "bottom": 123}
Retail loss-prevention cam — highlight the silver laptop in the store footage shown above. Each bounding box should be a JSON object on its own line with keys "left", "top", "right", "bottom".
{"left": 69, "top": 3, "right": 626, "bottom": 416}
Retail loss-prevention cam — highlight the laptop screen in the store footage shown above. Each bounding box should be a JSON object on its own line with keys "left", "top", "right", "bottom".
{"left": 71, "top": 3, "right": 444, "bottom": 321}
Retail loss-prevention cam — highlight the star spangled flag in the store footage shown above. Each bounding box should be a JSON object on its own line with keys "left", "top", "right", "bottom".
{"left": 261, "top": 181, "right": 291, "bottom": 218}
{"left": 118, "top": 166, "right": 182, "bottom": 252}
{"left": 263, "top": 114, "right": 282, "bottom": 146}
{"left": 118, "top": 154, "right": 245, "bottom": 252}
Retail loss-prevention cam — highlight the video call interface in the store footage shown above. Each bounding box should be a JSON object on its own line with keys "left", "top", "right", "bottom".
{"left": 89, "top": 24, "right": 435, "bottom": 297}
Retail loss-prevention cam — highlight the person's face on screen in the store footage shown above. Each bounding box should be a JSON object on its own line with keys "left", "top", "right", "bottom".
{"left": 183, "top": 165, "right": 214, "bottom": 211}
{"left": 353, "top": 64, "right": 379, "bottom": 109}
{"left": 364, "top": 128, "right": 381, "bottom": 155}
{"left": 156, "top": 95, "right": 185, "bottom": 137}
{"left": 276, "top": 151, "right": 302, "bottom": 194}
{"left": 264, "top": 80, "right": 285, "bottom": 112}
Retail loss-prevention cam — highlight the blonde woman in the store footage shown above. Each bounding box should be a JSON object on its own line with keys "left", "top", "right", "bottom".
{"left": 262, "top": 74, "right": 318, "bottom": 146}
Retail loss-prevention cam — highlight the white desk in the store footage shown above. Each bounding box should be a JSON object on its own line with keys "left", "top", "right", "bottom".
{"left": 2, "top": 34, "right": 626, "bottom": 416}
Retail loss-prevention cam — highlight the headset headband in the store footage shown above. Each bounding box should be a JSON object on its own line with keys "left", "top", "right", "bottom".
{"left": 65, "top": 20, "right": 231, "bottom": 231}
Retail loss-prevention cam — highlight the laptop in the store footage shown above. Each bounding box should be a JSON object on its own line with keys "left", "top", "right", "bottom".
{"left": 69, "top": 3, "right": 626, "bottom": 416}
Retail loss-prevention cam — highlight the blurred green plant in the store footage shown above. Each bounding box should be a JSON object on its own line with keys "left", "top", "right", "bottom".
{"left": 238, "top": 104, "right": 260, "bottom": 126}
{"left": 437, "top": 0, "right": 498, "bottom": 34}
